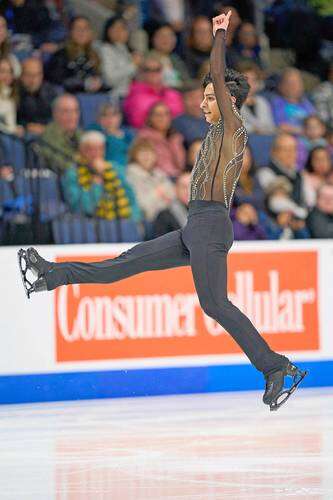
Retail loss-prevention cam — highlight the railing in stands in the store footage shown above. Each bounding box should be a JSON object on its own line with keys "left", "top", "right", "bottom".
{"left": 0, "top": 130, "right": 143, "bottom": 245}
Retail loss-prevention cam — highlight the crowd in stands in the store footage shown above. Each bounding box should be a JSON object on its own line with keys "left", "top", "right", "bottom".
{"left": 0, "top": 0, "right": 333, "bottom": 245}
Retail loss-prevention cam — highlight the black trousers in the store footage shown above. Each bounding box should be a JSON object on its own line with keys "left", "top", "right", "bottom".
{"left": 46, "top": 200, "right": 289, "bottom": 375}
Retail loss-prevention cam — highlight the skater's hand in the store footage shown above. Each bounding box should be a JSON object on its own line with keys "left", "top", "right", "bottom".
{"left": 212, "top": 11, "right": 231, "bottom": 36}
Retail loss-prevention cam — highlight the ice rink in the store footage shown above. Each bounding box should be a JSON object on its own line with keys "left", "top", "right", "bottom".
{"left": 0, "top": 387, "right": 333, "bottom": 500}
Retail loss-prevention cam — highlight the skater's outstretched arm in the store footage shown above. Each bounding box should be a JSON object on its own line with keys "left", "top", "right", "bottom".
{"left": 210, "top": 12, "right": 241, "bottom": 130}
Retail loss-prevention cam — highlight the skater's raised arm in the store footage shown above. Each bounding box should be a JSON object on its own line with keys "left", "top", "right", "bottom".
{"left": 210, "top": 12, "right": 241, "bottom": 129}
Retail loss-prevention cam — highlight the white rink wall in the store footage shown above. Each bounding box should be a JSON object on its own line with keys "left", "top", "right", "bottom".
{"left": 0, "top": 240, "right": 332, "bottom": 404}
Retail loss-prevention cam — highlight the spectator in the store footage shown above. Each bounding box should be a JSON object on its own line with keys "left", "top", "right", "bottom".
{"left": 307, "top": 184, "right": 333, "bottom": 238}
{"left": 137, "top": 102, "right": 186, "bottom": 177}
{"left": 271, "top": 68, "right": 316, "bottom": 135}
{"left": 183, "top": 16, "right": 212, "bottom": 78}
{"left": 0, "top": 0, "right": 52, "bottom": 48}
{"left": 45, "top": 16, "right": 103, "bottom": 93}
{"left": 230, "top": 22, "right": 263, "bottom": 68}
{"left": 17, "top": 58, "right": 59, "bottom": 135}
{"left": 0, "top": 57, "right": 21, "bottom": 135}
{"left": 88, "top": 102, "right": 134, "bottom": 178}
{"left": 62, "top": 131, "right": 141, "bottom": 221}
{"left": 312, "top": 63, "right": 333, "bottom": 128}
{"left": 232, "top": 203, "right": 267, "bottom": 240}
{"left": 149, "top": 0, "right": 186, "bottom": 32}
{"left": 303, "top": 146, "right": 332, "bottom": 208}
{"left": 39, "top": 94, "right": 81, "bottom": 173}
{"left": 0, "top": 15, "right": 20, "bottom": 77}
{"left": 127, "top": 139, "right": 175, "bottom": 222}
{"left": 153, "top": 171, "right": 190, "bottom": 237}
{"left": 257, "top": 133, "right": 307, "bottom": 208}
{"left": 234, "top": 146, "right": 266, "bottom": 211}
{"left": 123, "top": 54, "right": 184, "bottom": 128}
{"left": 149, "top": 23, "right": 190, "bottom": 88}
{"left": 186, "top": 138, "right": 202, "bottom": 172}
{"left": 238, "top": 61, "right": 275, "bottom": 135}
{"left": 98, "top": 16, "right": 139, "bottom": 99}
{"left": 302, "top": 115, "right": 327, "bottom": 149}
{"left": 266, "top": 176, "right": 308, "bottom": 219}
{"left": 327, "top": 128, "right": 333, "bottom": 161}
{"left": 298, "top": 115, "right": 328, "bottom": 168}
{"left": 173, "top": 80, "right": 208, "bottom": 146}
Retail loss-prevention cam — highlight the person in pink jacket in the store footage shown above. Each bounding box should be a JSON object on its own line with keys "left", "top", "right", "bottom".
{"left": 123, "top": 55, "right": 184, "bottom": 129}
{"left": 137, "top": 101, "right": 186, "bottom": 177}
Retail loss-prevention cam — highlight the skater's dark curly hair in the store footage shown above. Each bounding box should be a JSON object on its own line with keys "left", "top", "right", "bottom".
{"left": 203, "top": 69, "right": 250, "bottom": 110}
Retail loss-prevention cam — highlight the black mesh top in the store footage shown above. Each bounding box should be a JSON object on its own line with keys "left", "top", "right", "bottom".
{"left": 189, "top": 29, "right": 248, "bottom": 210}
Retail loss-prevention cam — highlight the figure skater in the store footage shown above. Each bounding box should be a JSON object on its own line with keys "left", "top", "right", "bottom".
{"left": 18, "top": 11, "right": 307, "bottom": 411}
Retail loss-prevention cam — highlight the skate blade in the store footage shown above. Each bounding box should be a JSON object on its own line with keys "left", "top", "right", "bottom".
{"left": 270, "top": 370, "right": 308, "bottom": 411}
{"left": 17, "top": 249, "right": 32, "bottom": 299}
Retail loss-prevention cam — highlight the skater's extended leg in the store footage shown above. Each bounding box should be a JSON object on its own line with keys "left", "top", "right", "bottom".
{"left": 18, "top": 230, "right": 190, "bottom": 294}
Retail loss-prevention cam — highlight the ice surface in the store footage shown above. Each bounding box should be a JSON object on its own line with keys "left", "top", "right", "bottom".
{"left": 0, "top": 388, "right": 332, "bottom": 499}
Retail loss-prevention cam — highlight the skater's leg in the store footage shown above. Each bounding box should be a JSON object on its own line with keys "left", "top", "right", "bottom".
{"left": 189, "top": 244, "right": 289, "bottom": 375}
{"left": 41, "top": 229, "right": 190, "bottom": 290}
{"left": 182, "top": 206, "right": 289, "bottom": 375}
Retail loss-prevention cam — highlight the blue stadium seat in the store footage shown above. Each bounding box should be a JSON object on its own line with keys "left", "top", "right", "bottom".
{"left": 52, "top": 214, "right": 97, "bottom": 244}
{"left": 0, "top": 179, "right": 14, "bottom": 206}
{"left": 77, "top": 93, "right": 111, "bottom": 128}
{"left": 248, "top": 134, "right": 275, "bottom": 168}
{"left": 27, "top": 170, "right": 66, "bottom": 222}
{"left": 143, "top": 220, "right": 154, "bottom": 241}
{"left": 0, "top": 134, "right": 25, "bottom": 171}
{"left": 0, "top": 174, "right": 32, "bottom": 218}
{"left": 120, "top": 219, "right": 142, "bottom": 242}
{"left": 96, "top": 219, "right": 119, "bottom": 243}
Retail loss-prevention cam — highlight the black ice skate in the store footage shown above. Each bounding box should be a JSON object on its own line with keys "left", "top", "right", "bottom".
{"left": 17, "top": 247, "right": 51, "bottom": 298}
{"left": 263, "top": 362, "right": 308, "bottom": 412}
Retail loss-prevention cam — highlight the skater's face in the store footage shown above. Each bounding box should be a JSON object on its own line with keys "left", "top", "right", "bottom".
{"left": 201, "top": 83, "right": 220, "bottom": 124}
{"left": 201, "top": 83, "right": 236, "bottom": 124}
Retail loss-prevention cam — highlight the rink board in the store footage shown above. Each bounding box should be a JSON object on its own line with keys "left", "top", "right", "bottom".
{"left": 0, "top": 240, "right": 333, "bottom": 404}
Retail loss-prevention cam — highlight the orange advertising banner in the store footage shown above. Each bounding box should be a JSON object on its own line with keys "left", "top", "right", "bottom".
{"left": 55, "top": 250, "right": 319, "bottom": 362}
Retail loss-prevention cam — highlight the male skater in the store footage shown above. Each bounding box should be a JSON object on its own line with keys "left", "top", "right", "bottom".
{"left": 18, "top": 11, "right": 307, "bottom": 411}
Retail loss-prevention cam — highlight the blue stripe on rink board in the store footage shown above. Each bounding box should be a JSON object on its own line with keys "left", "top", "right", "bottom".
{"left": 0, "top": 360, "right": 332, "bottom": 404}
